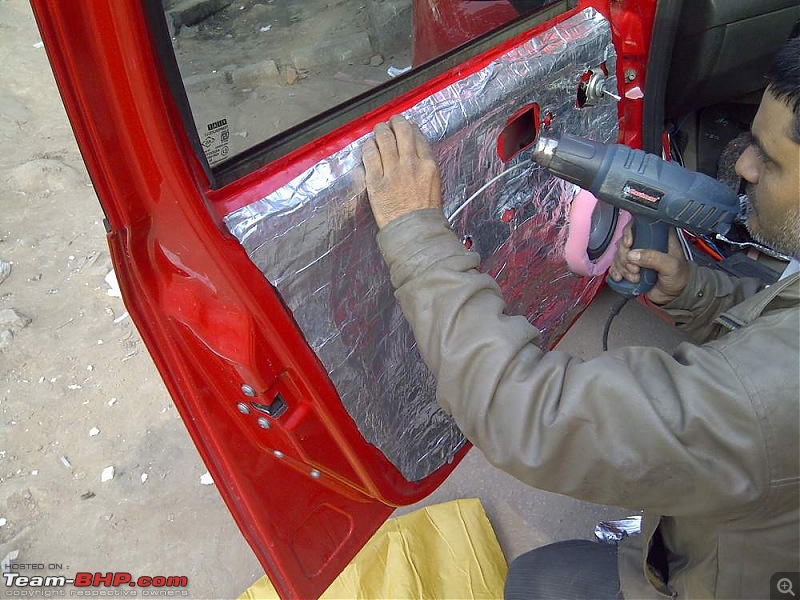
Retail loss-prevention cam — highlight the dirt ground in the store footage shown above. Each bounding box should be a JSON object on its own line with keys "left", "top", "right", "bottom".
{"left": 1, "top": 1, "right": 689, "bottom": 598}
{"left": 1, "top": 1, "right": 264, "bottom": 597}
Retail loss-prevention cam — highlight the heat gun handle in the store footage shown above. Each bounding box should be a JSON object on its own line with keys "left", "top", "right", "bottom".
{"left": 605, "top": 216, "right": 669, "bottom": 298}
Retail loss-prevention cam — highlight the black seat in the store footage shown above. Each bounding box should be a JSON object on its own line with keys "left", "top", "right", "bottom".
{"left": 665, "top": 0, "right": 800, "bottom": 120}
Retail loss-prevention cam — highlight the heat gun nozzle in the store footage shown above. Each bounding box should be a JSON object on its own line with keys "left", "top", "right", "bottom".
{"left": 532, "top": 136, "right": 559, "bottom": 168}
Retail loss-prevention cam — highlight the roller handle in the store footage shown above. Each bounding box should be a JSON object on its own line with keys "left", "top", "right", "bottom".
{"left": 605, "top": 216, "right": 669, "bottom": 298}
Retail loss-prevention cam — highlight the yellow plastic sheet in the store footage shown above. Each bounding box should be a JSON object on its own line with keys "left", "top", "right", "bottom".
{"left": 240, "top": 498, "right": 507, "bottom": 600}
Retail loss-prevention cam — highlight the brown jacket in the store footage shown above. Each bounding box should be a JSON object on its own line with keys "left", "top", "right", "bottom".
{"left": 377, "top": 209, "right": 800, "bottom": 599}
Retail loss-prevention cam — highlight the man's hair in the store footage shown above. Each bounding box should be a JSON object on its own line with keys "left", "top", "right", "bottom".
{"left": 766, "top": 32, "right": 800, "bottom": 143}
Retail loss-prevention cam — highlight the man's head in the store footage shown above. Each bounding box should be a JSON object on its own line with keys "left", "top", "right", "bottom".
{"left": 735, "top": 35, "right": 800, "bottom": 258}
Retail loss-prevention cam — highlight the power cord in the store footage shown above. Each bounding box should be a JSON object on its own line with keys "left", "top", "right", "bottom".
{"left": 448, "top": 160, "right": 532, "bottom": 224}
{"left": 602, "top": 295, "right": 630, "bottom": 351}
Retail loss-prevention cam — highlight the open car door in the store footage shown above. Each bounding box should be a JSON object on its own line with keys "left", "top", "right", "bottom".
{"left": 29, "top": 1, "right": 657, "bottom": 597}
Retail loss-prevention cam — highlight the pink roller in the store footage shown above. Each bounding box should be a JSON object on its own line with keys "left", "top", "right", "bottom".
{"left": 564, "top": 189, "right": 631, "bottom": 277}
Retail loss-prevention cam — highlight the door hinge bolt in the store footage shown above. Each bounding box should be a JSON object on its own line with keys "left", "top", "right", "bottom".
{"left": 241, "top": 384, "right": 256, "bottom": 397}
{"left": 237, "top": 402, "right": 250, "bottom": 415}
{"left": 257, "top": 417, "right": 271, "bottom": 429}
{"left": 624, "top": 69, "right": 637, "bottom": 83}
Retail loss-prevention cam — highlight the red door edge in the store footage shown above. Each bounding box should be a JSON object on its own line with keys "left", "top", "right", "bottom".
{"left": 29, "top": 2, "right": 398, "bottom": 597}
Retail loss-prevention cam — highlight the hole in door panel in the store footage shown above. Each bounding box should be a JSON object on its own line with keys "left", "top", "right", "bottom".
{"left": 498, "top": 103, "right": 540, "bottom": 162}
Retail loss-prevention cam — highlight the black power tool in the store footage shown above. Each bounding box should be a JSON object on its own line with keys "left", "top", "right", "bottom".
{"left": 531, "top": 133, "right": 741, "bottom": 297}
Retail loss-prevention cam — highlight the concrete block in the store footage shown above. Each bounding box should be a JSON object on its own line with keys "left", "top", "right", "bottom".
{"left": 365, "top": 0, "right": 412, "bottom": 57}
{"left": 230, "top": 60, "right": 281, "bottom": 88}
{"left": 167, "top": 0, "right": 232, "bottom": 31}
{"left": 182, "top": 69, "right": 228, "bottom": 93}
{"left": 291, "top": 32, "right": 374, "bottom": 71}
{"left": 283, "top": 66, "right": 299, "bottom": 86}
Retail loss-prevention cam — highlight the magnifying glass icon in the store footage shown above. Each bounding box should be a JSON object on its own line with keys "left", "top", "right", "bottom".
{"left": 778, "top": 578, "right": 796, "bottom": 597}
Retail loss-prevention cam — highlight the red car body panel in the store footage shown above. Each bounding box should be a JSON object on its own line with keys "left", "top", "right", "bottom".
{"left": 412, "top": 0, "right": 520, "bottom": 65}
{"left": 30, "top": 0, "right": 656, "bottom": 597}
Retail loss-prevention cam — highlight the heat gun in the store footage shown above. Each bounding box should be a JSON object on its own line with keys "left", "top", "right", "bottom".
{"left": 531, "top": 133, "right": 742, "bottom": 298}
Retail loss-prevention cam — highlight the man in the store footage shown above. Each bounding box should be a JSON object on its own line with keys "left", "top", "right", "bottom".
{"left": 361, "top": 36, "right": 799, "bottom": 599}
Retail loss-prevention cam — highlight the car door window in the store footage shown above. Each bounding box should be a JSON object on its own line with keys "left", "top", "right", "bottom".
{"left": 159, "top": 0, "right": 565, "bottom": 173}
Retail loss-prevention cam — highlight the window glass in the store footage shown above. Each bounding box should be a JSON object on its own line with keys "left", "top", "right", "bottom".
{"left": 161, "top": 0, "right": 564, "bottom": 167}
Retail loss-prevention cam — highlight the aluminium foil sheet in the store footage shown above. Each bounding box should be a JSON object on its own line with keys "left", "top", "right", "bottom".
{"left": 225, "top": 8, "right": 620, "bottom": 482}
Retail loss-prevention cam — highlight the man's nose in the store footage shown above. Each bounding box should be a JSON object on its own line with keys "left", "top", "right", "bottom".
{"left": 735, "top": 145, "right": 760, "bottom": 184}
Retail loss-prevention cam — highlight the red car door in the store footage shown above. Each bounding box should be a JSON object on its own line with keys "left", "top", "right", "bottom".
{"left": 30, "top": 1, "right": 655, "bottom": 597}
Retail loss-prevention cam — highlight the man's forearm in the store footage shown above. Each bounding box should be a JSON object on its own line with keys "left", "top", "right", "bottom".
{"left": 377, "top": 208, "right": 545, "bottom": 425}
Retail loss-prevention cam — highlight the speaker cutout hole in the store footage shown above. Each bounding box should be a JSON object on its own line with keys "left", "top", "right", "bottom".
{"left": 498, "top": 103, "right": 540, "bottom": 162}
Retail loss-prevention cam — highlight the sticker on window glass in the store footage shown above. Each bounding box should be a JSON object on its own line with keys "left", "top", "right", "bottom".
{"left": 202, "top": 118, "right": 230, "bottom": 165}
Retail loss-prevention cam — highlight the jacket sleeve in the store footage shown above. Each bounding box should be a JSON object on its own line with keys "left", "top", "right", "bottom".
{"left": 377, "top": 210, "right": 768, "bottom": 519}
{"left": 658, "top": 262, "right": 763, "bottom": 344}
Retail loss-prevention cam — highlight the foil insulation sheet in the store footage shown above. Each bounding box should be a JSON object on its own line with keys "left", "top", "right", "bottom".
{"left": 595, "top": 516, "right": 643, "bottom": 543}
{"left": 225, "top": 8, "right": 620, "bottom": 482}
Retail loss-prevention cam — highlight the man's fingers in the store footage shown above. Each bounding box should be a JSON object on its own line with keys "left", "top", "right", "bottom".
{"left": 413, "top": 125, "right": 435, "bottom": 160}
{"left": 625, "top": 262, "right": 641, "bottom": 274}
{"left": 610, "top": 259, "right": 640, "bottom": 281}
{"left": 374, "top": 123, "right": 398, "bottom": 166}
{"left": 666, "top": 228, "right": 684, "bottom": 258}
{"left": 622, "top": 223, "right": 633, "bottom": 247}
{"left": 628, "top": 248, "right": 679, "bottom": 275}
{"left": 390, "top": 116, "right": 417, "bottom": 158}
{"left": 362, "top": 138, "right": 383, "bottom": 183}
{"left": 610, "top": 223, "right": 636, "bottom": 282}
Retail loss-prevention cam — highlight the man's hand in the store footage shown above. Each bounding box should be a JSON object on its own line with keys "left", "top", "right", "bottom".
{"left": 362, "top": 116, "right": 443, "bottom": 229}
{"left": 608, "top": 225, "right": 690, "bottom": 305}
